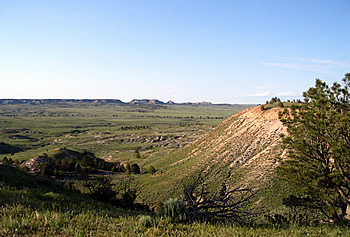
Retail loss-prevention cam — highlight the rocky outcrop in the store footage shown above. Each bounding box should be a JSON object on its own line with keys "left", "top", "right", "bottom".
{"left": 148, "top": 106, "right": 287, "bottom": 194}
{"left": 181, "top": 106, "right": 287, "bottom": 185}
{"left": 21, "top": 156, "right": 56, "bottom": 172}
{"left": 129, "top": 99, "right": 165, "bottom": 105}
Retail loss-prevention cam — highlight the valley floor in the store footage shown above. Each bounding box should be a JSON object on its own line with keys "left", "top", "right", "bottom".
{"left": 1, "top": 103, "right": 350, "bottom": 236}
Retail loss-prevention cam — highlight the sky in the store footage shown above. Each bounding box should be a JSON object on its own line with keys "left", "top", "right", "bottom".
{"left": 0, "top": 0, "right": 349, "bottom": 104}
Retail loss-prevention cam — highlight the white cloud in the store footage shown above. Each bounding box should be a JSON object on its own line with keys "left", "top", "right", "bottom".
{"left": 0, "top": 88, "right": 7, "bottom": 97}
{"left": 262, "top": 57, "right": 350, "bottom": 74}
{"left": 262, "top": 62, "right": 332, "bottom": 73}
{"left": 248, "top": 91, "right": 271, "bottom": 97}
{"left": 276, "top": 92, "right": 299, "bottom": 96}
{"left": 247, "top": 91, "right": 301, "bottom": 98}
{"left": 297, "top": 58, "right": 350, "bottom": 67}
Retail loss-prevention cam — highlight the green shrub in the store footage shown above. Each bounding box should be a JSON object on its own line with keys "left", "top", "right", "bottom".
{"left": 1, "top": 157, "right": 10, "bottom": 165}
{"left": 135, "top": 150, "right": 141, "bottom": 159}
{"left": 130, "top": 164, "right": 140, "bottom": 174}
{"left": 163, "top": 198, "right": 190, "bottom": 222}
{"left": 83, "top": 177, "right": 116, "bottom": 202}
{"left": 155, "top": 200, "right": 164, "bottom": 212}
{"left": 148, "top": 166, "right": 156, "bottom": 174}
{"left": 64, "top": 180, "right": 74, "bottom": 191}
{"left": 40, "top": 162, "right": 52, "bottom": 176}
{"left": 137, "top": 215, "right": 153, "bottom": 228}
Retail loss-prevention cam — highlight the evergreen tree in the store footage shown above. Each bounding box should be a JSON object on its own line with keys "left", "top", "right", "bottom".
{"left": 75, "top": 164, "right": 82, "bottom": 174}
{"left": 148, "top": 165, "right": 156, "bottom": 174}
{"left": 2, "top": 157, "right": 10, "bottom": 165}
{"left": 53, "top": 166, "right": 60, "bottom": 177}
{"left": 278, "top": 73, "right": 350, "bottom": 222}
{"left": 130, "top": 163, "right": 140, "bottom": 174}
{"left": 125, "top": 163, "right": 131, "bottom": 172}
{"left": 81, "top": 156, "right": 92, "bottom": 168}
{"left": 135, "top": 148, "right": 141, "bottom": 159}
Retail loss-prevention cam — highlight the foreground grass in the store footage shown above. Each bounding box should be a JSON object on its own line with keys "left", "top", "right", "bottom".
{"left": 0, "top": 164, "right": 145, "bottom": 236}
{"left": 1, "top": 165, "right": 349, "bottom": 236}
{"left": 136, "top": 222, "right": 347, "bottom": 237}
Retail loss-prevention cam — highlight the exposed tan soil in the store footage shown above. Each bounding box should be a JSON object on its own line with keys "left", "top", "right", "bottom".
{"left": 170, "top": 106, "right": 287, "bottom": 188}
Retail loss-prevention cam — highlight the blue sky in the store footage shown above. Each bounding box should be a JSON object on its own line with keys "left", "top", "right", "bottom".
{"left": 1, "top": 0, "right": 349, "bottom": 103}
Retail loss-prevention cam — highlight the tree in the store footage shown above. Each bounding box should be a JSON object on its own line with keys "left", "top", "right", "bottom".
{"left": 269, "top": 97, "right": 281, "bottom": 104}
{"left": 2, "top": 157, "right": 10, "bottom": 165}
{"left": 135, "top": 148, "right": 141, "bottom": 159}
{"left": 278, "top": 73, "right": 350, "bottom": 222}
{"left": 80, "top": 156, "right": 92, "bottom": 168}
{"left": 130, "top": 163, "right": 140, "bottom": 174}
{"left": 148, "top": 165, "right": 156, "bottom": 174}
{"left": 125, "top": 163, "right": 131, "bottom": 172}
{"left": 83, "top": 176, "right": 116, "bottom": 202}
{"left": 182, "top": 177, "right": 258, "bottom": 220}
{"left": 40, "top": 162, "right": 52, "bottom": 176}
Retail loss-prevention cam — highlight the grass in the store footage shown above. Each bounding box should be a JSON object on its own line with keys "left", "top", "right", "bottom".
{"left": 0, "top": 103, "right": 249, "bottom": 162}
{"left": 1, "top": 102, "right": 350, "bottom": 235}
{"left": 0, "top": 103, "right": 250, "bottom": 205}
{"left": 1, "top": 165, "right": 349, "bottom": 236}
{"left": 0, "top": 164, "right": 141, "bottom": 236}
{"left": 0, "top": 102, "right": 253, "bottom": 214}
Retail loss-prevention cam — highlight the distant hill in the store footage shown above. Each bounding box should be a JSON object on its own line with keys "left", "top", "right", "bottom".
{"left": 51, "top": 148, "right": 85, "bottom": 161}
{"left": 0, "top": 99, "right": 245, "bottom": 106}
{"left": 0, "top": 99, "right": 125, "bottom": 105}
{"left": 138, "top": 106, "right": 288, "bottom": 205}
{"left": 129, "top": 99, "right": 165, "bottom": 105}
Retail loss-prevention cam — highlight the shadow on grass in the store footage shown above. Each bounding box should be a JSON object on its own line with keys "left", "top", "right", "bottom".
{"left": 0, "top": 164, "right": 145, "bottom": 218}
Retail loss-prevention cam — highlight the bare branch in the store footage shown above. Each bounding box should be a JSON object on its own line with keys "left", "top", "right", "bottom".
{"left": 182, "top": 178, "right": 258, "bottom": 220}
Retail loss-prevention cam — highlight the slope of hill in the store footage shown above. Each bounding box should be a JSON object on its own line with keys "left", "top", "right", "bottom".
{"left": 2, "top": 105, "right": 349, "bottom": 235}
{"left": 2, "top": 164, "right": 348, "bottom": 236}
{"left": 0, "top": 164, "right": 143, "bottom": 236}
{"left": 138, "top": 106, "right": 288, "bottom": 205}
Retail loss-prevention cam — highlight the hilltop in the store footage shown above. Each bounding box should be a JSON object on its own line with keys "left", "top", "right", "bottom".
{"left": 0, "top": 99, "right": 239, "bottom": 106}
{"left": 138, "top": 106, "right": 289, "bottom": 206}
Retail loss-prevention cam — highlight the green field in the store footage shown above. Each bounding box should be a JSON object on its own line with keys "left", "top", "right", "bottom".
{"left": 0, "top": 103, "right": 252, "bottom": 208}
{"left": 0, "top": 103, "right": 250, "bottom": 162}
{"left": 1, "top": 102, "right": 349, "bottom": 235}
{"left": 1, "top": 164, "right": 348, "bottom": 236}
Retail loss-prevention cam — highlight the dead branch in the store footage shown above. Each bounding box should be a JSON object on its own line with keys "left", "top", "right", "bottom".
{"left": 182, "top": 177, "right": 258, "bottom": 220}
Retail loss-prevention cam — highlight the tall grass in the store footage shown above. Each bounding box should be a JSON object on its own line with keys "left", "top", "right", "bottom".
{"left": 1, "top": 165, "right": 349, "bottom": 236}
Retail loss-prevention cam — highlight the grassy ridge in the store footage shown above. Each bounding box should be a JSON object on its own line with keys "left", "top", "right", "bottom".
{"left": 1, "top": 165, "right": 349, "bottom": 236}
{"left": 134, "top": 106, "right": 299, "bottom": 213}
{"left": 1, "top": 103, "right": 350, "bottom": 235}
{"left": 0, "top": 164, "right": 141, "bottom": 236}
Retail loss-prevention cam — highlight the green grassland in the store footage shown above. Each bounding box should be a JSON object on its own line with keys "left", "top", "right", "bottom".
{"left": 1, "top": 102, "right": 350, "bottom": 235}
{"left": 1, "top": 164, "right": 348, "bottom": 236}
{"left": 0, "top": 102, "right": 251, "bottom": 207}
{"left": 0, "top": 103, "right": 249, "bottom": 162}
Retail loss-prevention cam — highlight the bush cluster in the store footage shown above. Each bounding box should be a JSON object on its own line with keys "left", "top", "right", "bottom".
{"left": 163, "top": 198, "right": 192, "bottom": 222}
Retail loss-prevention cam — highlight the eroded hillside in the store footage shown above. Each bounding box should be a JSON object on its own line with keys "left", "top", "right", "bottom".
{"left": 139, "top": 106, "right": 288, "bottom": 204}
